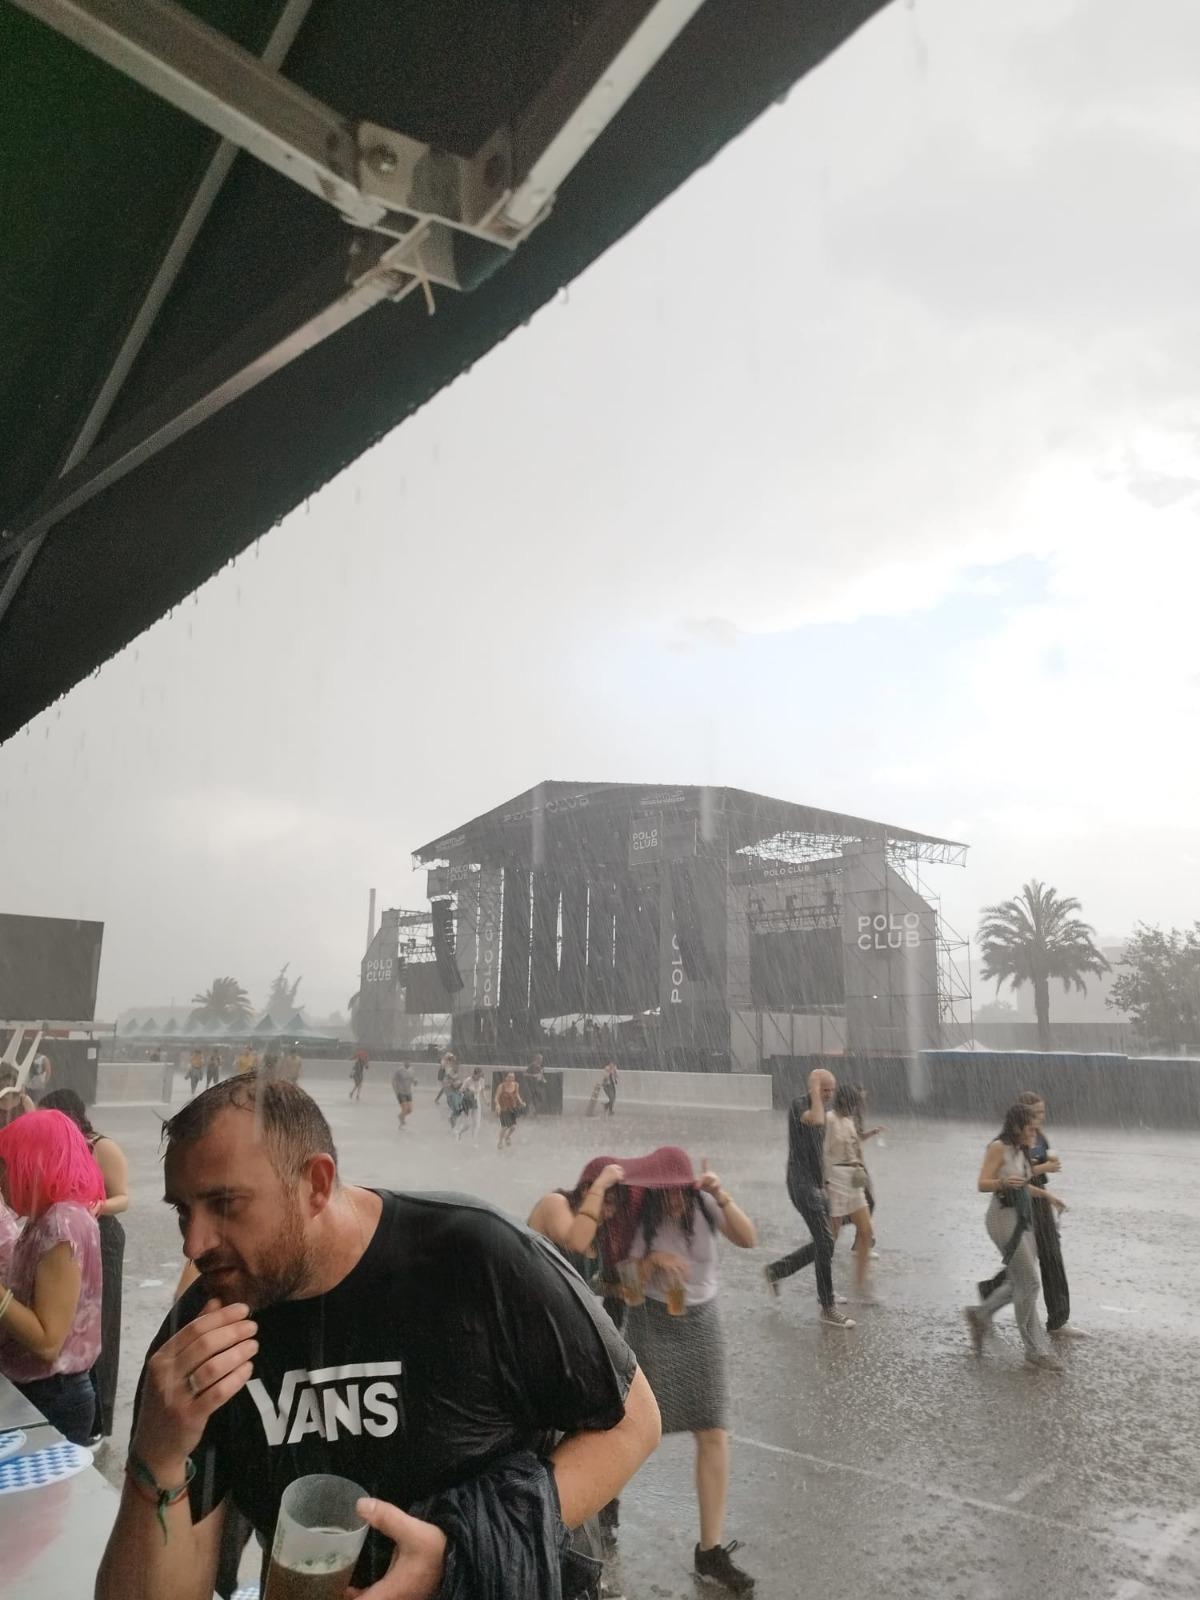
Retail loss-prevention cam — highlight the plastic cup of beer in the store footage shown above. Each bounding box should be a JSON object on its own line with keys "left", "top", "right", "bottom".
{"left": 618, "top": 1260, "right": 645, "bottom": 1307}
{"left": 264, "top": 1474, "right": 369, "bottom": 1600}
{"left": 666, "top": 1280, "right": 687, "bottom": 1317}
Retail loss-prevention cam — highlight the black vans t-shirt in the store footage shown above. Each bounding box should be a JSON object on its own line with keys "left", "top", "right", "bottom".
{"left": 141, "top": 1192, "right": 636, "bottom": 1585}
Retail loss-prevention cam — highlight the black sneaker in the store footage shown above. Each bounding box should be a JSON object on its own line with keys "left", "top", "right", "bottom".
{"left": 695, "top": 1540, "right": 755, "bottom": 1593}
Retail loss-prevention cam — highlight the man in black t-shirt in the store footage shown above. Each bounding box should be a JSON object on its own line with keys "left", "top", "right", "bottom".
{"left": 763, "top": 1068, "right": 856, "bottom": 1328}
{"left": 96, "top": 1077, "right": 659, "bottom": 1600}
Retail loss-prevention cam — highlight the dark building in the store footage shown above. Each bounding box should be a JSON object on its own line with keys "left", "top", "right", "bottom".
{"left": 0, "top": 911, "right": 106, "bottom": 1100}
{"left": 362, "top": 783, "right": 967, "bottom": 1067}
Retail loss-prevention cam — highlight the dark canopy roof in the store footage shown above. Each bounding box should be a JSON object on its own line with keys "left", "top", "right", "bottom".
{"left": 414, "top": 780, "right": 967, "bottom": 866}
{"left": 0, "top": 0, "right": 891, "bottom": 742}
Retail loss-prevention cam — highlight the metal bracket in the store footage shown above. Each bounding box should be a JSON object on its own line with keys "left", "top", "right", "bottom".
{"left": 0, "top": 0, "right": 710, "bottom": 591}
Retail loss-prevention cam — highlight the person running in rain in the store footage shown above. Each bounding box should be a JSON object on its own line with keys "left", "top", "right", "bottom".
{"left": 186, "top": 1051, "right": 204, "bottom": 1098}
{"left": 437, "top": 1058, "right": 465, "bottom": 1130}
{"left": 824, "top": 1085, "right": 875, "bottom": 1303}
{"left": 205, "top": 1051, "right": 221, "bottom": 1090}
{"left": 763, "top": 1069, "right": 854, "bottom": 1327}
{"left": 349, "top": 1047, "right": 369, "bottom": 1101}
{"left": 494, "top": 1070, "right": 525, "bottom": 1150}
{"left": 528, "top": 1157, "right": 629, "bottom": 1549}
{"left": 853, "top": 1083, "right": 885, "bottom": 1258}
{"left": 528, "top": 1159, "right": 628, "bottom": 1311}
{"left": 964, "top": 1102, "right": 1066, "bottom": 1371}
{"left": 27, "top": 1049, "right": 53, "bottom": 1103}
{"left": 599, "top": 1060, "right": 619, "bottom": 1117}
{"left": 976, "top": 1091, "right": 1075, "bottom": 1337}
{"left": 618, "top": 1146, "right": 758, "bottom": 1594}
{"left": 526, "top": 1053, "right": 547, "bottom": 1117}
{"left": 458, "top": 1067, "right": 487, "bottom": 1144}
{"left": 391, "top": 1061, "right": 416, "bottom": 1129}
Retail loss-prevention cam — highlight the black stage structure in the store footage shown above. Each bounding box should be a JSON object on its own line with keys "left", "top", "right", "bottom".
{"left": 361, "top": 782, "right": 968, "bottom": 1068}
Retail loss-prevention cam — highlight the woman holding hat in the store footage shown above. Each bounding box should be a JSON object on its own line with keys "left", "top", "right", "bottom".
{"left": 0, "top": 1108, "right": 104, "bottom": 1443}
{"left": 619, "top": 1145, "right": 758, "bottom": 1595}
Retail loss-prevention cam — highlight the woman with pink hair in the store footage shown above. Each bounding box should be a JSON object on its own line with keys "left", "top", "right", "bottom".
{"left": 0, "top": 1108, "right": 104, "bottom": 1442}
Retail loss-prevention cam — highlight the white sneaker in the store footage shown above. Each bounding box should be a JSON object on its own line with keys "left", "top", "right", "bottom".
{"left": 868, "top": 1249, "right": 880, "bottom": 1260}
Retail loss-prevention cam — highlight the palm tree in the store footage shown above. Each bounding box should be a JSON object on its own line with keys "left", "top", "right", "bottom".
{"left": 190, "top": 976, "right": 253, "bottom": 1029}
{"left": 978, "top": 881, "right": 1109, "bottom": 1049}
{"left": 265, "top": 963, "right": 302, "bottom": 1019}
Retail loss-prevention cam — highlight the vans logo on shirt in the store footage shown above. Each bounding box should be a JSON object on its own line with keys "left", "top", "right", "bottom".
{"left": 246, "top": 1361, "right": 403, "bottom": 1446}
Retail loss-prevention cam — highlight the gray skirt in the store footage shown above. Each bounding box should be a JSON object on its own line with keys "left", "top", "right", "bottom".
{"left": 623, "top": 1295, "right": 728, "bottom": 1434}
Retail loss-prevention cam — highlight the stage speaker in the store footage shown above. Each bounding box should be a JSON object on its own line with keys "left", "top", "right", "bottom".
{"left": 669, "top": 861, "right": 714, "bottom": 983}
{"left": 431, "top": 900, "right": 464, "bottom": 993}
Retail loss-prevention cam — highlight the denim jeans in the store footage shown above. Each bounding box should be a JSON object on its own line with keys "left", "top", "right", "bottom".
{"left": 17, "top": 1369, "right": 97, "bottom": 1444}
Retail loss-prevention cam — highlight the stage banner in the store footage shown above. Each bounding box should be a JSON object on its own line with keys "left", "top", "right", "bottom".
{"left": 614, "top": 879, "right": 659, "bottom": 1013}
{"left": 529, "top": 873, "right": 560, "bottom": 1019}
{"left": 586, "top": 879, "right": 617, "bottom": 1015}
{"left": 558, "top": 878, "right": 588, "bottom": 1013}
{"left": 473, "top": 868, "right": 503, "bottom": 1012}
{"left": 452, "top": 873, "right": 478, "bottom": 1013}
{"left": 500, "top": 864, "right": 531, "bottom": 1021}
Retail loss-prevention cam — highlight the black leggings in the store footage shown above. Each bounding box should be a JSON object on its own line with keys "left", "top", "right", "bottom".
{"left": 766, "top": 1186, "right": 836, "bottom": 1308}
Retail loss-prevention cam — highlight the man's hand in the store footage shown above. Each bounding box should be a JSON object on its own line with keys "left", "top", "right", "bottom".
{"left": 132, "top": 1299, "right": 257, "bottom": 1477}
{"left": 348, "top": 1499, "right": 447, "bottom": 1600}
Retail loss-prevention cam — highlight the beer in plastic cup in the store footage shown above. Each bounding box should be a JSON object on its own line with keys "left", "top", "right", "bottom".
{"left": 666, "top": 1281, "right": 687, "bottom": 1317}
{"left": 264, "top": 1474, "right": 368, "bottom": 1600}
{"left": 618, "top": 1260, "right": 645, "bottom": 1306}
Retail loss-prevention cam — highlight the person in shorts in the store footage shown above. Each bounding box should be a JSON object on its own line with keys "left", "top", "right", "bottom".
{"left": 350, "top": 1048, "right": 369, "bottom": 1101}
{"left": 494, "top": 1071, "right": 525, "bottom": 1151}
{"left": 391, "top": 1062, "right": 416, "bottom": 1128}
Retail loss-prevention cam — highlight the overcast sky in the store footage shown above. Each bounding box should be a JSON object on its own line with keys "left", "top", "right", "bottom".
{"left": 3, "top": 0, "right": 1199, "bottom": 1019}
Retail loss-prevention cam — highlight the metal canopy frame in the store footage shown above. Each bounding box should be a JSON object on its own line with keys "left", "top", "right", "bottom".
{"left": 0, "top": 0, "right": 708, "bottom": 621}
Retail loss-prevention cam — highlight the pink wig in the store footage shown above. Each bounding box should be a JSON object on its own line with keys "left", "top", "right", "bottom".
{"left": 0, "top": 1109, "right": 104, "bottom": 1217}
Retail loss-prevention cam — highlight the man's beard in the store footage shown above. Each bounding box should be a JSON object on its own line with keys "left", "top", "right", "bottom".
{"left": 197, "top": 1202, "right": 313, "bottom": 1310}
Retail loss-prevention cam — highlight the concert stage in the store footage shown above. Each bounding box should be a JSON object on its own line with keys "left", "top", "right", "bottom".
{"left": 359, "top": 782, "right": 968, "bottom": 1068}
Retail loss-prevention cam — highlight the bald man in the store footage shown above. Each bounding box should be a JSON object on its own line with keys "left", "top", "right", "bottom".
{"left": 763, "top": 1069, "right": 855, "bottom": 1327}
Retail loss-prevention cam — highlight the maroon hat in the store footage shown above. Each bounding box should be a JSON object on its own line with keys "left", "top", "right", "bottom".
{"left": 616, "top": 1145, "right": 697, "bottom": 1191}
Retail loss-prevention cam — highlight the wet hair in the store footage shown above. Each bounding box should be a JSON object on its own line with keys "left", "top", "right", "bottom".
{"left": 833, "top": 1084, "right": 863, "bottom": 1119}
{"left": 162, "top": 1073, "right": 337, "bottom": 1181}
{"left": 1017, "top": 1090, "right": 1045, "bottom": 1109}
{"left": 39, "top": 1088, "right": 97, "bottom": 1139}
{"left": 997, "top": 1103, "right": 1037, "bottom": 1147}
{"left": 0, "top": 1109, "right": 105, "bottom": 1216}
{"left": 639, "top": 1188, "right": 717, "bottom": 1253}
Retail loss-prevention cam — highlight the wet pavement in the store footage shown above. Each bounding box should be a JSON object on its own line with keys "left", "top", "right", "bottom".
{"left": 93, "top": 1082, "right": 1200, "bottom": 1599}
